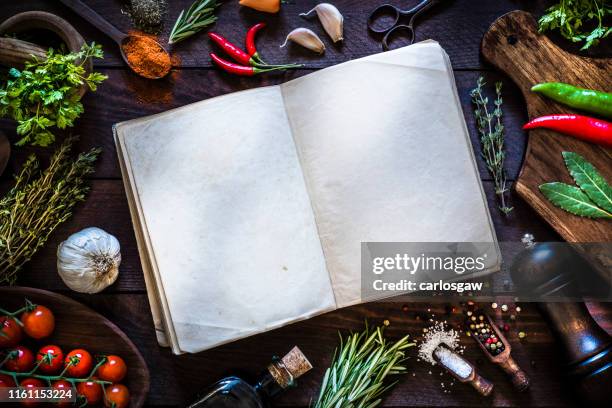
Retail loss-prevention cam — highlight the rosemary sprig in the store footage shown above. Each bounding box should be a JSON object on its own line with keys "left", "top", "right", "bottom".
{"left": 168, "top": 0, "right": 220, "bottom": 45}
{"left": 0, "top": 137, "right": 100, "bottom": 285}
{"left": 470, "top": 77, "right": 513, "bottom": 215}
{"left": 313, "top": 325, "right": 414, "bottom": 408}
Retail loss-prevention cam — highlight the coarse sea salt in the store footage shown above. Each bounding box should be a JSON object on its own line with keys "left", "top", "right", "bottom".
{"left": 418, "top": 321, "right": 460, "bottom": 365}
{"left": 433, "top": 346, "right": 473, "bottom": 380}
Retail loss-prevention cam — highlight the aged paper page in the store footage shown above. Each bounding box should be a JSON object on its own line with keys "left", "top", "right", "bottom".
{"left": 281, "top": 41, "right": 499, "bottom": 307}
{"left": 115, "top": 86, "right": 335, "bottom": 353}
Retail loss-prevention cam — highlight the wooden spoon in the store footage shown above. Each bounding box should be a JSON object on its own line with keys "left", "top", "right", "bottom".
{"left": 58, "top": 0, "right": 171, "bottom": 79}
{"left": 0, "top": 131, "right": 10, "bottom": 177}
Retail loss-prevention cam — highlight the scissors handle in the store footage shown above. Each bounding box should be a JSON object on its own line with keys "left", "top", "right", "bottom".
{"left": 367, "top": 4, "right": 402, "bottom": 34}
{"left": 368, "top": 0, "right": 441, "bottom": 35}
{"left": 381, "top": 25, "right": 415, "bottom": 51}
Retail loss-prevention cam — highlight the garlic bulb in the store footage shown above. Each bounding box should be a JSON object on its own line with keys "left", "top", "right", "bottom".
{"left": 57, "top": 227, "right": 121, "bottom": 294}
{"left": 281, "top": 28, "right": 326, "bottom": 54}
{"left": 300, "top": 3, "right": 344, "bottom": 43}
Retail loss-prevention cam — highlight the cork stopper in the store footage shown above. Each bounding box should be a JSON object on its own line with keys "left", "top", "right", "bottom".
{"left": 268, "top": 346, "right": 312, "bottom": 388}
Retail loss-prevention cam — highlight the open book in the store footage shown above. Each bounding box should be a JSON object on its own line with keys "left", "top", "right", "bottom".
{"left": 114, "top": 41, "right": 499, "bottom": 354}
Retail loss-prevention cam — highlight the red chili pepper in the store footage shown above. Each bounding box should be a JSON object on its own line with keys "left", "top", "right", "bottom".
{"left": 208, "top": 32, "right": 256, "bottom": 66}
{"left": 210, "top": 53, "right": 300, "bottom": 76}
{"left": 210, "top": 53, "right": 256, "bottom": 76}
{"left": 523, "top": 114, "right": 612, "bottom": 148}
{"left": 246, "top": 23, "right": 267, "bottom": 63}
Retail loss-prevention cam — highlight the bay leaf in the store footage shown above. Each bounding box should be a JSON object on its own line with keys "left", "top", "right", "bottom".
{"left": 563, "top": 151, "right": 612, "bottom": 213}
{"left": 539, "top": 182, "right": 612, "bottom": 219}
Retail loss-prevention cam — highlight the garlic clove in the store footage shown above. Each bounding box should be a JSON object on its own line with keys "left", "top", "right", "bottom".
{"left": 281, "top": 28, "right": 326, "bottom": 54}
{"left": 300, "top": 3, "right": 344, "bottom": 43}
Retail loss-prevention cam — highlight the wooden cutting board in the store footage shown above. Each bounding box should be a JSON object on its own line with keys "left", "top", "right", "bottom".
{"left": 481, "top": 11, "right": 611, "bottom": 273}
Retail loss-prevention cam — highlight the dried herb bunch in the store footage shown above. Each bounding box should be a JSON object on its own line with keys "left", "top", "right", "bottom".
{"left": 313, "top": 325, "right": 414, "bottom": 408}
{"left": 0, "top": 138, "right": 100, "bottom": 285}
{"left": 470, "top": 77, "right": 513, "bottom": 215}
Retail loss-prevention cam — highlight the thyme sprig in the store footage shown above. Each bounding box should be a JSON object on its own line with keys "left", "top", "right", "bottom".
{"left": 0, "top": 137, "right": 100, "bottom": 285}
{"left": 313, "top": 324, "right": 414, "bottom": 408}
{"left": 168, "top": 0, "right": 220, "bottom": 45}
{"left": 470, "top": 77, "right": 513, "bottom": 215}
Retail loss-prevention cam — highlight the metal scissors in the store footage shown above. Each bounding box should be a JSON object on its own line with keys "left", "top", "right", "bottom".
{"left": 367, "top": 0, "right": 443, "bottom": 50}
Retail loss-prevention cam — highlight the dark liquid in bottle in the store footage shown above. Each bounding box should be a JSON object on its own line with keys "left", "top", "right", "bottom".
{"left": 189, "top": 377, "right": 265, "bottom": 408}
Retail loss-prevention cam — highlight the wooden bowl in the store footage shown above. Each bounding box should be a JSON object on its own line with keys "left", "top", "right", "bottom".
{"left": 0, "top": 287, "right": 150, "bottom": 408}
{"left": 0, "top": 131, "right": 9, "bottom": 177}
{"left": 0, "top": 11, "right": 92, "bottom": 97}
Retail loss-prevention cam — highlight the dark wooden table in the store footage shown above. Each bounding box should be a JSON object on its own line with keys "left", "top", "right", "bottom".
{"left": 1, "top": 1, "right": 610, "bottom": 406}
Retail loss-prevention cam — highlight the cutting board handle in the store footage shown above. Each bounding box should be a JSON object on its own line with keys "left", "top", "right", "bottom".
{"left": 481, "top": 11, "right": 610, "bottom": 118}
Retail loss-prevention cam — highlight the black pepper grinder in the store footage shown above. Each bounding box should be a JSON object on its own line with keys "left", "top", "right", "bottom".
{"left": 510, "top": 234, "right": 612, "bottom": 406}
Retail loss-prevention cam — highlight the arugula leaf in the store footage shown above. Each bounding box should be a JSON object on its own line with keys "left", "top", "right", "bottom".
{"left": 563, "top": 151, "right": 612, "bottom": 213}
{"left": 0, "top": 43, "right": 107, "bottom": 147}
{"left": 540, "top": 182, "right": 612, "bottom": 219}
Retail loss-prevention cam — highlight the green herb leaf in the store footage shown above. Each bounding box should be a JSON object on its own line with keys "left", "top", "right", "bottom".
{"left": 539, "top": 182, "right": 612, "bottom": 219}
{"left": 0, "top": 43, "right": 106, "bottom": 147}
{"left": 470, "top": 77, "right": 512, "bottom": 215}
{"left": 313, "top": 325, "right": 414, "bottom": 408}
{"left": 538, "top": 0, "right": 611, "bottom": 50}
{"left": 168, "top": 0, "right": 219, "bottom": 45}
{"left": 563, "top": 151, "right": 612, "bottom": 213}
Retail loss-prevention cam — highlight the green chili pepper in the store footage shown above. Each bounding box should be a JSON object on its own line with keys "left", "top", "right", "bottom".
{"left": 531, "top": 82, "right": 612, "bottom": 120}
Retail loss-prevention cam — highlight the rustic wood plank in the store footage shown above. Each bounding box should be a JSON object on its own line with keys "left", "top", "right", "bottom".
{"left": 6, "top": 177, "right": 559, "bottom": 293}
{"left": 1, "top": 2, "right": 610, "bottom": 407}
{"left": 0, "top": 0, "right": 551, "bottom": 69}
{"left": 59, "top": 293, "right": 611, "bottom": 407}
{"left": 0, "top": 69, "right": 530, "bottom": 181}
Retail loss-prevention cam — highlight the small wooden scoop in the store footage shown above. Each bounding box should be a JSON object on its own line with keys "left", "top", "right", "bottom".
{"left": 0, "top": 37, "right": 47, "bottom": 68}
{"left": 58, "top": 0, "right": 171, "bottom": 79}
{"left": 468, "top": 312, "right": 530, "bottom": 392}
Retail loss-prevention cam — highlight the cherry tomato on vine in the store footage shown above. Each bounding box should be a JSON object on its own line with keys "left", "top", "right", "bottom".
{"left": 0, "top": 373, "right": 16, "bottom": 388}
{"left": 52, "top": 380, "right": 74, "bottom": 408}
{"left": 64, "top": 349, "right": 93, "bottom": 377}
{"left": 4, "top": 345, "right": 34, "bottom": 372}
{"left": 20, "top": 378, "right": 44, "bottom": 407}
{"left": 36, "top": 345, "right": 64, "bottom": 374}
{"left": 104, "top": 384, "right": 130, "bottom": 408}
{"left": 97, "top": 355, "right": 127, "bottom": 382}
{"left": 77, "top": 377, "right": 103, "bottom": 405}
{"left": 0, "top": 316, "right": 22, "bottom": 348}
{"left": 21, "top": 305, "right": 55, "bottom": 339}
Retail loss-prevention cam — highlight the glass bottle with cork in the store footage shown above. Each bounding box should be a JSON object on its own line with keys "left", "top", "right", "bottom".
{"left": 188, "top": 346, "right": 312, "bottom": 408}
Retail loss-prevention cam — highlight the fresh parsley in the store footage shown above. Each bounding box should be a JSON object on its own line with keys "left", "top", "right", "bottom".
{"left": 538, "top": 0, "right": 611, "bottom": 50}
{"left": 0, "top": 43, "right": 107, "bottom": 147}
{"left": 540, "top": 152, "right": 612, "bottom": 219}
